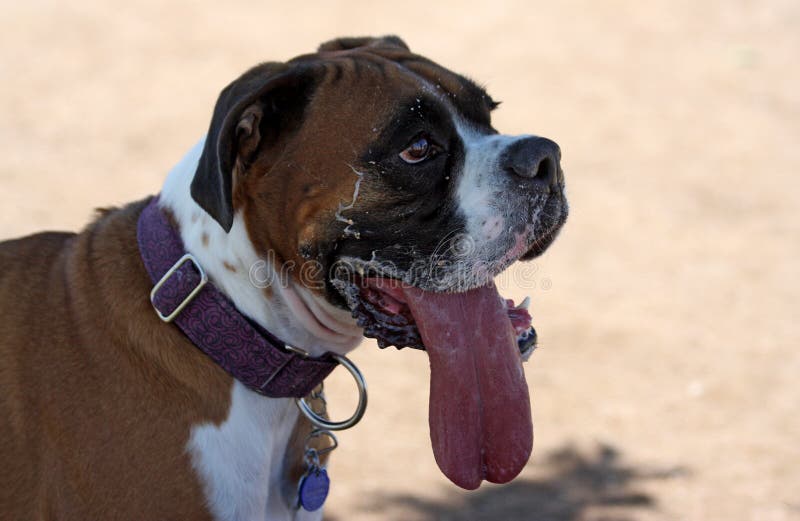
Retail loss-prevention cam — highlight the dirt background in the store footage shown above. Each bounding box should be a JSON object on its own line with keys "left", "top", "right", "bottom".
{"left": 1, "top": 1, "right": 797, "bottom": 520}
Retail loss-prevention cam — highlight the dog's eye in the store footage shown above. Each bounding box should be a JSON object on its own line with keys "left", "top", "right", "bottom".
{"left": 399, "top": 135, "right": 438, "bottom": 164}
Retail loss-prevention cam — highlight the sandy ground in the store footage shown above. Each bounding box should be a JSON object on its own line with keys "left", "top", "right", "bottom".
{"left": 1, "top": 1, "right": 798, "bottom": 520}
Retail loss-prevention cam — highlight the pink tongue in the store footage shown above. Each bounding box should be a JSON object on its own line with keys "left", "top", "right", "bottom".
{"left": 401, "top": 282, "right": 533, "bottom": 489}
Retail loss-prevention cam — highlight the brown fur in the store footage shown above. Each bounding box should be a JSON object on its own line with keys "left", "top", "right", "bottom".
{"left": 0, "top": 200, "right": 231, "bottom": 520}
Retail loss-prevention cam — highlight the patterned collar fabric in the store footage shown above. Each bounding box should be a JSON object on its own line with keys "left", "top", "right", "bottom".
{"left": 136, "top": 196, "right": 337, "bottom": 398}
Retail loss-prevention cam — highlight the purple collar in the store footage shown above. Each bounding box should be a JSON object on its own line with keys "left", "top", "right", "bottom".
{"left": 136, "top": 196, "right": 337, "bottom": 398}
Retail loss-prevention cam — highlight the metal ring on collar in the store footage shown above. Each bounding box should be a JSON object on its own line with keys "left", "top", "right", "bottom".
{"left": 295, "top": 353, "right": 368, "bottom": 431}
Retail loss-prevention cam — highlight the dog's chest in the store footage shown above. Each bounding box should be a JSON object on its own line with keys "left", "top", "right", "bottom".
{"left": 187, "top": 382, "right": 321, "bottom": 521}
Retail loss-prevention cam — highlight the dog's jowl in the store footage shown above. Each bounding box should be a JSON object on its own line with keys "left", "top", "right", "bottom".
{"left": 0, "top": 36, "right": 567, "bottom": 520}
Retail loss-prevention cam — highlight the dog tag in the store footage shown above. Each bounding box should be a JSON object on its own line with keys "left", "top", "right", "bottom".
{"left": 298, "top": 467, "right": 330, "bottom": 512}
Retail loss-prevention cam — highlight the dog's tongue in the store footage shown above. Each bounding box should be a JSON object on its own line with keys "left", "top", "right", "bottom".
{"left": 401, "top": 282, "right": 533, "bottom": 489}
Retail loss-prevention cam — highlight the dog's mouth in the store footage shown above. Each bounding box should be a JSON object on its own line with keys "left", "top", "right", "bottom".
{"left": 331, "top": 272, "right": 537, "bottom": 489}
{"left": 351, "top": 276, "right": 537, "bottom": 356}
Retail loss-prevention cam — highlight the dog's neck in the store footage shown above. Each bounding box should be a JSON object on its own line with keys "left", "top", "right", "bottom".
{"left": 161, "top": 139, "right": 360, "bottom": 518}
{"left": 158, "top": 137, "right": 362, "bottom": 358}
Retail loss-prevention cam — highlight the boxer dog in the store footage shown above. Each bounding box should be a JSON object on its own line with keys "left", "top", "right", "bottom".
{"left": 0, "top": 36, "right": 567, "bottom": 520}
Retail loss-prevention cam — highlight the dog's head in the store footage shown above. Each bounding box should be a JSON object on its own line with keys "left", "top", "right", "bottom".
{"left": 191, "top": 35, "right": 568, "bottom": 489}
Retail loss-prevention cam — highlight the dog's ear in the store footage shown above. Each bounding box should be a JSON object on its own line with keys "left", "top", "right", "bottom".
{"left": 191, "top": 63, "right": 317, "bottom": 232}
{"left": 318, "top": 35, "right": 410, "bottom": 53}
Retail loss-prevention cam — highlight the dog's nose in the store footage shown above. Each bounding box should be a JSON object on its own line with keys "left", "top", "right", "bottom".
{"left": 501, "top": 137, "right": 562, "bottom": 190}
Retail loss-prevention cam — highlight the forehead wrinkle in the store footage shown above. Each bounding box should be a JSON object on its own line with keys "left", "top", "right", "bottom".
{"left": 325, "top": 51, "right": 465, "bottom": 100}
{"left": 396, "top": 57, "right": 493, "bottom": 99}
{"left": 309, "top": 50, "right": 487, "bottom": 131}
{"left": 298, "top": 48, "right": 495, "bottom": 112}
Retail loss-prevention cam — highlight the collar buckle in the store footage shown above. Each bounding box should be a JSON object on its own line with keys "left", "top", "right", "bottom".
{"left": 150, "top": 253, "right": 208, "bottom": 322}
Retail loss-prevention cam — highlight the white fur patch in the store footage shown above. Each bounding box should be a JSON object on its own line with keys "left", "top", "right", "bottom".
{"left": 188, "top": 382, "right": 323, "bottom": 521}
{"left": 456, "top": 124, "right": 529, "bottom": 246}
{"left": 455, "top": 123, "right": 552, "bottom": 266}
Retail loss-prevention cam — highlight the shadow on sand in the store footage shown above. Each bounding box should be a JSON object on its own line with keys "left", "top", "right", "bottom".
{"left": 349, "top": 443, "right": 687, "bottom": 521}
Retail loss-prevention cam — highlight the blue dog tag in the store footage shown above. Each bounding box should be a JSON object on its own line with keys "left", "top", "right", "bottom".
{"left": 298, "top": 467, "right": 330, "bottom": 512}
